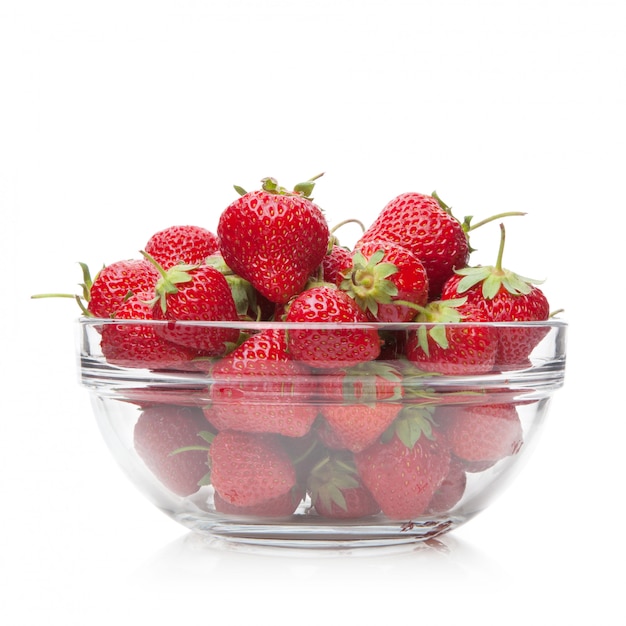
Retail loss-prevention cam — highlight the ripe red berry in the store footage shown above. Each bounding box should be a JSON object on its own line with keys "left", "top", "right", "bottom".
{"left": 209, "top": 431, "right": 297, "bottom": 508}
{"left": 357, "top": 192, "right": 469, "bottom": 299}
{"left": 144, "top": 224, "right": 219, "bottom": 270}
{"left": 207, "top": 329, "right": 318, "bottom": 438}
{"left": 133, "top": 405, "right": 211, "bottom": 497}
{"left": 218, "top": 176, "right": 330, "bottom": 304}
{"left": 88, "top": 259, "right": 160, "bottom": 318}
{"left": 285, "top": 285, "right": 381, "bottom": 369}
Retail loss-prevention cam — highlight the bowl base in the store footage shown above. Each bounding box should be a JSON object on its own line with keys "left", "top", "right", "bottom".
{"left": 173, "top": 512, "right": 464, "bottom": 550}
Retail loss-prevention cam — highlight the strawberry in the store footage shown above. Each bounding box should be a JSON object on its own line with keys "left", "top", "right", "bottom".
{"left": 30, "top": 259, "right": 159, "bottom": 318}
{"left": 213, "top": 486, "right": 304, "bottom": 517}
{"left": 440, "top": 223, "right": 550, "bottom": 368}
{"left": 438, "top": 402, "right": 523, "bottom": 467}
{"left": 209, "top": 431, "right": 297, "bottom": 508}
{"left": 337, "top": 240, "right": 429, "bottom": 322}
{"left": 133, "top": 404, "right": 211, "bottom": 497}
{"left": 217, "top": 175, "right": 330, "bottom": 304}
{"left": 405, "top": 299, "right": 498, "bottom": 375}
{"left": 87, "top": 259, "right": 160, "bottom": 318}
{"left": 427, "top": 457, "right": 467, "bottom": 514}
{"left": 354, "top": 407, "right": 451, "bottom": 520}
{"left": 207, "top": 329, "right": 318, "bottom": 437}
{"left": 308, "top": 452, "right": 380, "bottom": 519}
{"left": 318, "top": 361, "right": 404, "bottom": 452}
{"left": 100, "top": 291, "right": 199, "bottom": 370}
{"left": 321, "top": 244, "right": 354, "bottom": 285}
{"left": 142, "top": 252, "right": 240, "bottom": 354}
{"left": 144, "top": 224, "right": 219, "bottom": 270}
{"left": 285, "top": 284, "right": 381, "bottom": 368}
{"left": 356, "top": 192, "right": 469, "bottom": 299}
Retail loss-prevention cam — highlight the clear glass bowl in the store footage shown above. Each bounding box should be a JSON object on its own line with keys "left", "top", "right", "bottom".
{"left": 77, "top": 318, "right": 567, "bottom": 549}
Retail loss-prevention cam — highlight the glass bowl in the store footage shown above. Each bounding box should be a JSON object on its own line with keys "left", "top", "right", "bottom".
{"left": 77, "top": 318, "right": 567, "bottom": 549}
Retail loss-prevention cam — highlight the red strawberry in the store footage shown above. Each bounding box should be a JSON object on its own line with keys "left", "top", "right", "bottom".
{"left": 133, "top": 404, "right": 211, "bottom": 497}
{"left": 100, "top": 291, "right": 199, "bottom": 370}
{"left": 88, "top": 259, "right": 160, "bottom": 318}
{"left": 209, "top": 431, "right": 297, "bottom": 508}
{"left": 405, "top": 299, "right": 498, "bottom": 375}
{"left": 144, "top": 224, "right": 219, "bottom": 270}
{"left": 318, "top": 361, "right": 404, "bottom": 452}
{"left": 308, "top": 452, "right": 380, "bottom": 519}
{"left": 213, "top": 486, "right": 304, "bottom": 517}
{"left": 337, "top": 240, "right": 429, "bottom": 322}
{"left": 285, "top": 285, "right": 381, "bottom": 369}
{"left": 354, "top": 407, "right": 451, "bottom": 520}
{"left": 208, "top": 329, "right": 318, "bottom": 438}
{"left": 356, "top": 192, "right": 469, "bottom": 299}
{"left": 321, "top": 244, "right": 354, "bottom": 284}
{"left": 427, "top": 457, "right": 467, "bottom": 514}
{"left": 439, "top": 402, "right": 523, "bottom": 467}
{"left": 143, "top": 252, "right": 240, "bottom": 354}
{"left": 217, "top": 175, "right": 330, "bottom": 304}
{"left": 440, "top": 223, "right": 550, "bottom": 368}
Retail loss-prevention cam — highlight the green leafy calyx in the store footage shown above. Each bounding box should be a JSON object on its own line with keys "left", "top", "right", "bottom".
{"left": 340, "top": 249, "right": 399, "bottom": 317}
{"left": 453, "top": 223, "right": 544, "bottom": 300}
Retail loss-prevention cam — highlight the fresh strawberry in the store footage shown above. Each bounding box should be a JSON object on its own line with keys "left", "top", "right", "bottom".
{"left": 354, "top": 407, "right": 451, "bottom": 520}
{"left": 356, "top": 192, "right": 469, "bottom": 299}
{"left": 213, "top": 486, "right": 304, "bottom": 517}
{"left": 440, "top": 223, "right": 550, "bottom": 368}
{"left": 321, "top": 244, "right": 354, "bottom": 284}
{"left": 209, "top": 431, "right": 297, "bottom": 508}
{"left": 285, "top": 284, "right": 381, "bottom": 368}
{"left": 133, "top": 404, "right": 211, "bottom": 497}
{"left": 207, "top": 329, "right": 318, "bottom": 438}
{"left": 337, "top": 240, "right": 429, "bottom": 322}
{"left": 144, "top": 224, "right": 219, "bottom": 270}
{"left": 217, "top": 175, "right": 330, "bottom": 304}
{"left": 318, "top": 361, "right": 404, "bottom": 452}
{"left": 142, "top": 252, "right": 240, "bottom": 354}
{"left": 308, "top": 452, "right": 380, "bottom": 519}
{"left": 438, "top": 402, "right": 523, "bottom": 467}
{"left": 100, "top": 291, "right": 199, "bottom": 370}
{"left": 87, "top": 259, "right": 160, "bottom": 318}
{"left": 427, "top": 457, "right": 467, "bottom": 514}
{"left": 405, "top": 299, "right": 498, "bottom": 375}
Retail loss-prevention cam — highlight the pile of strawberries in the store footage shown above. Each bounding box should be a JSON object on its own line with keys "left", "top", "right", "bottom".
{"left": 53, "top": 174, "right": 557, "bottom": 521}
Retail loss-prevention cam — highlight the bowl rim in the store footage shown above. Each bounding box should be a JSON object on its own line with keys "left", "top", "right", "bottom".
{"left": 76, "top": 316, "right": 568, "bottom": 331}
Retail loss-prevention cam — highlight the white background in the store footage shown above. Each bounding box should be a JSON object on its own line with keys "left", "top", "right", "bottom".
{"left": 1, "top": 0, "right": 624, "bottom": 623}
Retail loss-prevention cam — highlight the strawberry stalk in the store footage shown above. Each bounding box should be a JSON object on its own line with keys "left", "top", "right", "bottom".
{"left": 140, "top": 249, "right": 197, "bottom": 314}
{"left": 431, "top": 190, "right": 526, "bottom": 252}
{"left": 30, "top": 262, "right": 95, "bottom": 315}
{"left": 453, "top": 223, "right": 544, "bottom": 299}
{"left": 235, "top": 173, "right": 325, "bottom": 199}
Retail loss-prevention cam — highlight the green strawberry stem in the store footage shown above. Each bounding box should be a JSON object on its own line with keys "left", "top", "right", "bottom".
{"left": 453, "top": 223, "right": 544, "bottom": 299}
{"left": 329, "top": 218, "right": 366, "bottom": 236}
{"left": 289, "top": 437, "right": 320, "bottom": 467}
{"left": 260, "top": 173, "right": 325, "bottom": 198}
{"left": 234, "top": 173, "right": 324, "bottom": 198}
{"left": 431, "top": 190, "right": 525, "bottom": 254}
{"left": 169, "top": 430, "right": 215, "bottom": 456}
{"left": 30, "top": 262, "right": 95, "bottom": 316}
{"left": 140, "top": 249, "right": 197, "bottom": 314}
{"left": 464, "top": 211, "right": 527, "bottom": 232}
